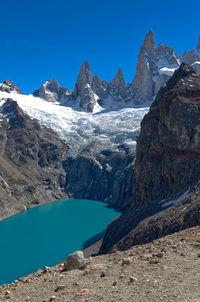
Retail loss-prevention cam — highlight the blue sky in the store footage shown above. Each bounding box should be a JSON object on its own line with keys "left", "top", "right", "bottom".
{"left": 1, "top": 0, "right": 200, "bottom": 94}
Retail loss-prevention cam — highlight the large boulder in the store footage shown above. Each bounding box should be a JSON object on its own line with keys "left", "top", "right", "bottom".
{"left": 64, "top": 251, "right": 86, "bottom": 271}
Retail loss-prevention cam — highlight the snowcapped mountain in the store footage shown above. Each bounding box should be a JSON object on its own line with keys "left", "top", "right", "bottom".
{"left": 28, "top": 31, "right": 200, "bottom": 113}
{"left": 0, "top": 31, "right": 200, "bottom": 157}
{"left": 132, "top": 30, "right": 200, "bottom": 103}
{"left": 0, "top": 91, "right": 149, "bottom": 156}
{"left": 1, "top": 31, "right": 200, "bottom": 213}
{"left": 66, "top": 61, "right": 141, "bottom": 112}
{"left": 0, "top": 89, "right": 149, "bottom": 210}
{"left": 33, "top": 78, "right": 71, "bottom": 103}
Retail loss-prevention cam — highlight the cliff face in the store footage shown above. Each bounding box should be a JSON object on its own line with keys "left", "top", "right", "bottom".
{"left": 0, "top": 99, "right": 68, "bottom": 220}
{"left": 133, "top": 63, "right": 200, "bottom": 205}
{"left": 100, "top": 63, "right": 200, "bottom": 253}
{"left": 132, "top": 30, "right": 181, "bottom": 103}
{"left": 64, "top": 149, "right": 135, "bottom": 209}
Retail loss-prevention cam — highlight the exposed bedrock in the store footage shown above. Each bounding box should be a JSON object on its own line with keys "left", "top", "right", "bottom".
{"left": 100, "top": 63, "right": 200, "bottom": 253}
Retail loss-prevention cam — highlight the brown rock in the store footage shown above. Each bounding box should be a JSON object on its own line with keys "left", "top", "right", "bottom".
{"left": 75, "top": 288, "right": 90, "bottom": 296}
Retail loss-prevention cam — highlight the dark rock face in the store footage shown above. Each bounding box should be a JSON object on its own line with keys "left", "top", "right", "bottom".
{"left": 0, "top": 80, "right": 23, "bottom": 94}
{"left": 133, "top": 63, "right": 200, "bottom": 206}
{"left": 0, "top": 99, "right": 68, "bottom": 220}
{"left": 64, "top": 149, "right": 135, "bottom": 209}
{"left": 104, "top": 184, "right": 200, "bottom": 252}
{"left": 100, "top": 63, "right": 200, "bottom": 253}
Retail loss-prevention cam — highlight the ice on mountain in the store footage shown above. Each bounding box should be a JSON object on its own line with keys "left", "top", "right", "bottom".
{"left": 0, "top": 91, "right": 149, "bottom": 156}
{"left": 160, "top": 188, "right": 191, "bottom": 208}
{"left": 159, "top": 67, "right": 177, "bottom": 77}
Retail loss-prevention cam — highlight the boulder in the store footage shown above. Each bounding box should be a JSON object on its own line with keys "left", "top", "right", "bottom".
{"left": 64, "top": 251, "right": 86, "bottom": 271}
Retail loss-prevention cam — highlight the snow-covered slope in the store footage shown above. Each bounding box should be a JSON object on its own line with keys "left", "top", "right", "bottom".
{"left": 0, "top": 91, "right": 149, "bottom": 156}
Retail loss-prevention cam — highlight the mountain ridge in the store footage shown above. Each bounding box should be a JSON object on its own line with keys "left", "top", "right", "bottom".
{"left": 30, "top": 31, "right": 200, "bottom": 112}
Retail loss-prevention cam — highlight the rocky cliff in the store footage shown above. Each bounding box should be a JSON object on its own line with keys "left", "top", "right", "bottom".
{"left": 0, "top": 99, "right": 68, "bottom": 220}
{"left": 64, "top": 148, "right": 135, "bottom": 209}
{"left": 132, "top": 30, "right": 181, "bottom": 103}
{"left": 100, "top": 63, "right": 200, "bottom": 253}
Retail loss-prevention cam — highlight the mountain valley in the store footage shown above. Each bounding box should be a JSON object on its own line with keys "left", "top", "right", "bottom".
{"left": 0, "top": 31, "right": 200, "bottom": 300}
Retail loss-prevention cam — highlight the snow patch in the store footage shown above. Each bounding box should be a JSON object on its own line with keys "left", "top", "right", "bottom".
{"left": 160, "top": 188, "right": 191, "bottom": 208}
{"left": 159, "top": 67, "right": 177, "bottom": 77}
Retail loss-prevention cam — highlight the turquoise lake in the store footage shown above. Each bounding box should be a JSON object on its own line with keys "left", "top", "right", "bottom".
{"left": 0, "top": 199, "right": 120, "bottom": 285}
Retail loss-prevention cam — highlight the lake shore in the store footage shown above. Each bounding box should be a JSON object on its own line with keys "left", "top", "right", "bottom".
{"left": 1, "top": 226, "right": 199, "bottom": 301}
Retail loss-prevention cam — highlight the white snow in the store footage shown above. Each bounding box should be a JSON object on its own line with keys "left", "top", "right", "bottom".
{"left": 192, "top": 61, "right": 200, "bottom": 65}
{"left": 85, "top": 83, "right": 90, "bottom": 89}
{"left": 159, "top": 67, "right": 177, "bottom": 77}
{"left": 160, "top": 188, "right": 191, "bottom": 208}
{"left": 0, "top": 91, "right": 149, "bottom": 156}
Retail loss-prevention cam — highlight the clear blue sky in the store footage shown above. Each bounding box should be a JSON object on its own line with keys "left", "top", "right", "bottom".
{"left": 1, "top": 0, "right": 200, "bottom": 94}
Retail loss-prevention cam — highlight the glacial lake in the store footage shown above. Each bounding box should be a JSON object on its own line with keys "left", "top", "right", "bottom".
{"left": 0, "top": 199, "right": 120, "bottom": 285}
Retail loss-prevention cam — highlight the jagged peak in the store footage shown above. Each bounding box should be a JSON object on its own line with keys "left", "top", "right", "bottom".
{"left": 72, "top": 61, "right": 93, "bottom": 97}
{"left": 197, "top": 35, "right": 200, "bottom": 49}
{"left": 41, "top": 78, "right": 60, "bottom": 94}
{"left": 76, "top": 61, "right": 93, "bottom": 82}
{"left": 141, "top": 29, "right": 156, "bottom": 53}
{"left": 43, "top": 78, "right": 59, "bottom": 87}
{"left": 110, "top": 69, "right": 126, "bottom": 88}
{"left": 51, "top": 78, "right": 59, "bottom": 85}
{"left": 80, "top": 61, "right": 92, "bottom": 73}
{"left": 0, "top": 80, "right": 23, "bottom": 94}
{"left": 182, "top": 50, "right": 188, "bottom": 56}
{"left": 3, "top": 80, "right": 13, "bottom": 86}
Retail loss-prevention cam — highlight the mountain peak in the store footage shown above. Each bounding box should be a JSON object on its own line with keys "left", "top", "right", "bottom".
{"left": 0, "top": 80, "right": 23, "bottom": 94}
{"left": 142, "top": 29, "right": 156, "bottom": 53}
{"left": 197, "top": 35, "right": 200, "bottom": 49}
{"left": 51, "top": 78, "right": 59, "bottom": 85}
{"left": 72, "top": 61, "right": 93, "bottom": 99}
{"left": 110, "top": 69, "right": 126, "bottom": 88}
{"left": 80, "top": 61, "right": 91, "bottom": 73}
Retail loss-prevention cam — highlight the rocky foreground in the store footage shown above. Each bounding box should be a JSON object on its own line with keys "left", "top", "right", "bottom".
{"left": 0, "top": 226, "right": 199, "bottom": 302}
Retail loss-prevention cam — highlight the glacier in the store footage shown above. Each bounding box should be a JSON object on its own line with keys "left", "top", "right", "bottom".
{"left": 0, "top": 91, "right": 149, "bottom": 156}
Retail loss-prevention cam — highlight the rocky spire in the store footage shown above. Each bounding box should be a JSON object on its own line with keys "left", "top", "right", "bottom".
{"left": 110, "top": 69, "right": 126, "bottom": 88}
{"left": 45, "top": 78, "right": 60, "bottom": 94}
{"left": 72, "top": 61, "right": 93, "bottom": 98}
{"left": 197, "top": 35, "right": 200, "bottom": 49}
{"left": 182, "top": 50, "right": 188, "bottom": 56}
{"left": 141, "top": 29, "right": 156, "bottom": 53}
